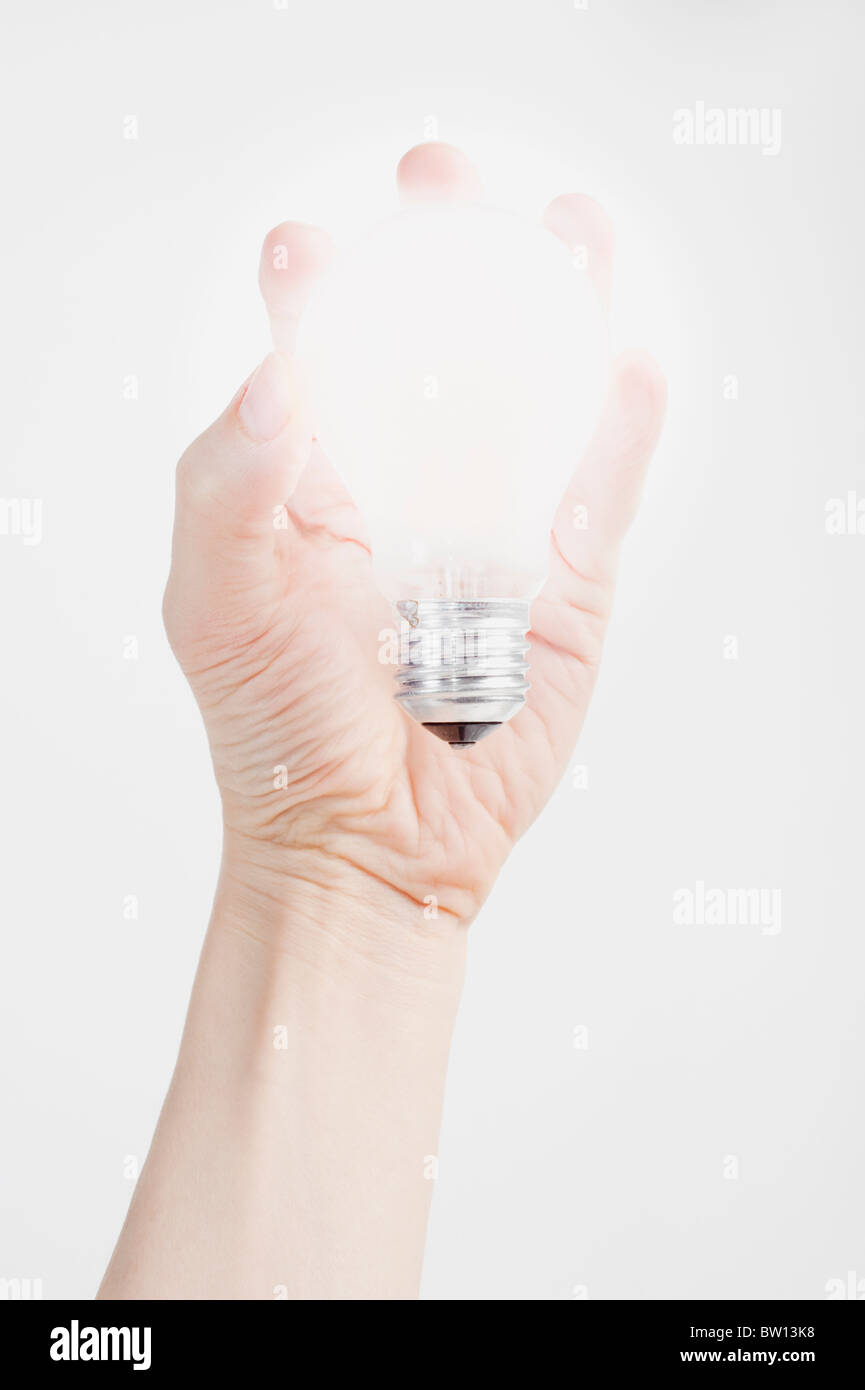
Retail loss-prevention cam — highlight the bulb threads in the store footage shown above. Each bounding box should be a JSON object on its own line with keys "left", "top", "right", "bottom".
{"left": 394, "top": 599, "right": 530, "bottom": 743}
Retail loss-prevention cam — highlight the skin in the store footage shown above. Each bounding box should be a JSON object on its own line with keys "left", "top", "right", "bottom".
{"left": 98, "top": 144, "right": 666, "bottom": 1301}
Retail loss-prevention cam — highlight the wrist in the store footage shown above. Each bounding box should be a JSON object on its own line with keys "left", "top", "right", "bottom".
{"left": 214, "top": 831, "right": 468, "bottom": 1011}
{"left": 120, "top": 833, "right": 461, "bottom": 1303}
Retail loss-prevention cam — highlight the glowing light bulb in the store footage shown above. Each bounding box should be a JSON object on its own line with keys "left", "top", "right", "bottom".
{"left": 298, "top": 204, "right": 608, "bottom": 746}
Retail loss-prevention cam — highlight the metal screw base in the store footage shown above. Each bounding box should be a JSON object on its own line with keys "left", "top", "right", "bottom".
{"left": 394, "top": 599, "right": 530, "bottom": 745}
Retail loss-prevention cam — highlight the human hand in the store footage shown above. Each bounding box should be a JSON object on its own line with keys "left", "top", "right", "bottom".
{"left": 162, "top": 143, "right": 667, "bottom": 939}
{"left": 101, "top": 146, "right": 667, "bottom": 1300}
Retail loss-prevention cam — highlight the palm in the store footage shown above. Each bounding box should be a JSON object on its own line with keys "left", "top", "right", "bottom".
{"left": 184, "top": 447, "right": 595, "bottom": 923}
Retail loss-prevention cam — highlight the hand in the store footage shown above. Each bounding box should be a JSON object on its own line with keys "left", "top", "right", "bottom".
{"left": 163, "top": 143, "right": 667, "bottom": 936}
{"left": 102, "top": 144, "right": 668, "bottom": 1301}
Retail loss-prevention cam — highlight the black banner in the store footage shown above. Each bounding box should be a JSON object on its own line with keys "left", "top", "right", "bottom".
{"left": 1, "top": 1298, "right": 861, "bottom": 1375}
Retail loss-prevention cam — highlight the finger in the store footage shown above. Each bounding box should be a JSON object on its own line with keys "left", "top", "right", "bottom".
{"left": 257, "top": 219, "right": 369, "bottom": 545}
{"left": 543, "top": 192, "right": 615, "bottom": 311}
{"left": 258, "top": 221, "right": 335, "bottom": 353}
{"left": 286, "top": 442, "right": 371, "bottom": 551}
{"left": 165, "top": 352, "right": 312, "bottom": 635}
{"left": 396, "top": 142, "right": 482, "bottom": 205}
{"left": 526, "top": 350, "right": 667, "bottom": 749}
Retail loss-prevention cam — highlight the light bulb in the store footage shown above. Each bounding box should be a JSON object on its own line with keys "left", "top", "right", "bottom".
{"left": 297, "top": 204, "right": 608, "bottom": 746}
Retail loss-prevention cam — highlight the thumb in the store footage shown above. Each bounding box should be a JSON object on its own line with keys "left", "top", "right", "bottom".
{"left": 165, "top": 351, "right": 311, "bottom": 644}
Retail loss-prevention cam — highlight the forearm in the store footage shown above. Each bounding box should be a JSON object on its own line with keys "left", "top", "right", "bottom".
{"left": 98, "top": 853, "right": 466, "bottom": 1300}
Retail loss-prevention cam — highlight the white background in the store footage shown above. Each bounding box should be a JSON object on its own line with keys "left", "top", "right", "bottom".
{"left": 1, "top": 0, "right": 863, "bottom": 1300}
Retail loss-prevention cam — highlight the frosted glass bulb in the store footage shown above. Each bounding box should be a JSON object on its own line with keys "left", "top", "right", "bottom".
{"left": 298, "top": 205, "right": 608, "bottom": 746}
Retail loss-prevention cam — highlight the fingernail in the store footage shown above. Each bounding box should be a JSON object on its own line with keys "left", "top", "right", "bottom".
{"left": 238, "top": 351, "right": 294, "bottom": 442}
